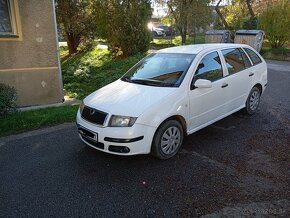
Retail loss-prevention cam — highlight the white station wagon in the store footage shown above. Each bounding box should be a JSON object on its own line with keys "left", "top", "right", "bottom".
{"left": 76, "top": 44, "right": 267, "bottom": 159}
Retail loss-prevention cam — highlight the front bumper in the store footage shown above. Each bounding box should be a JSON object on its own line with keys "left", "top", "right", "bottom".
{"left": 76, "top": 110, "right": 156, "bottom": 155}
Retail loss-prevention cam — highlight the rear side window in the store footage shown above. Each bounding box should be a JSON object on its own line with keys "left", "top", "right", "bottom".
{"left": 244, "top": 48, "right": 262, "bottom": 65}
{"left": 222, "top": 48, "right": 246, "bottom": 74}
{"left": 239, "top": 48, "right": 252, "bottom": 68}
{"left": 194, "top": 51, "right": 223, "bottom": 82}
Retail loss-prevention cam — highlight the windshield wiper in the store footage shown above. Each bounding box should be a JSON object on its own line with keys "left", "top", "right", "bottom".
{"left": 132, "top": 79, "right": 176, "bottom": 87}
{"left": 130, "top": 79, "right": 161, "bottom": 86}
{"left": 122, "top": 77, "right": 175, "bottom": 87}
{"left": 121, "top": 77, "right": 132, "bottom": 83}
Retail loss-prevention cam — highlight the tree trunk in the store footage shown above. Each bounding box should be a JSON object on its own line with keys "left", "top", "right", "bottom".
{"left": 215, "top": 0, "right": 229, "bottom": 29}
{"left": 66, "top": 32, "right": 80, "bottom": 55}
{"left": 167, "top": 1, "right": 188, "bottom": 44}
{"left": 246, "top": 0, "right": 255, "bottom": 18}
{"left": 181, "top": 32, "right": 187, "bottom": 45}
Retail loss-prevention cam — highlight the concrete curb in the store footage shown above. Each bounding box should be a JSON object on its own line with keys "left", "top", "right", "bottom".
{"left": 0, "top": 122, "right": 75, "bottom": 143}
{"left": 19, "top": 97, "right": 81, "bottom": 111}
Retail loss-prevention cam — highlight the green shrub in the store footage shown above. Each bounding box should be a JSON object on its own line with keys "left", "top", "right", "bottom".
{"left": 96, "top": 0, "right": 152, "bottom": 57}
{"left": 242, "top": 17, "right": 258, "bottom": 30}
{"left": 259, "top": 2, "right": 290, "bottom": 48}
{"left": 0, "top": 83, "right": 17, "bottom": 116}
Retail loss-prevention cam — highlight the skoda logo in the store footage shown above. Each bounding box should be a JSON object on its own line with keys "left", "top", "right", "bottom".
{"left": 90, "top": 109, "right": 95, "bottom": 115}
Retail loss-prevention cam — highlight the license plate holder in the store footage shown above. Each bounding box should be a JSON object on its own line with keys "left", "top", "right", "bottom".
{"left": 78, "top": 127, "right": 98, "bottom": 141}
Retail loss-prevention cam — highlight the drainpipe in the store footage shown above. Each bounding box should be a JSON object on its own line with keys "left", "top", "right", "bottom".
{"left": 52, "top": 0, "right": 64, "bottom": 102}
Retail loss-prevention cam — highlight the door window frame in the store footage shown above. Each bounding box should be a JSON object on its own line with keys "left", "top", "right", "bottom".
{"left": 189, "top": 50, "right": 227, "bottom": 90}
{"left": 242, "top": 47, "right": 263, "bottom": 66}
{"left": 239, "top": 48, "right": 253, "bottom": 69}
{"left": 220, "top": 47, "right": 251, "bottom": 76}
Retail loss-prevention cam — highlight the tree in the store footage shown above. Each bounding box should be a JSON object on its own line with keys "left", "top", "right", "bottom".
{"left": 219, "top": 0, "right": 258, "bottom": 31}
{"left": 189, "top": 0, "right": 214, "bottom": 37}
{"left": 250, "top": 0, "right": 282, "bottom": 16}
{"left": 159, "top": 0, "right": 212, "bottom": 44}
{"left": 223, "top": 0, "right": 249, "bottom": 30}
{"left": 95, "top": 0, "right": 152, "bottom": 57}
{"left": 161, "top": 14, "right": 175, "bottom": 26}
{"left": 244, "top": 0, "right": 258, "bottom": 29}
{"left": 259, "top": 2, "right": 290, "bottom": 48}
{"left": 56, "top": 0, "right": 96, "bottom": 55}
{"left": 246, "top": 0, "right": 255, "bottom": 18}
{"left": 215, "top": 0, "right": 229, "bottom": 29}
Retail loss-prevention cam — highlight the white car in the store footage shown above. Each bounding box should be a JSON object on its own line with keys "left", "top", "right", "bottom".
{"left": 152, "top": 27, "right": 166, "bottom": 37}
{"left": 76, "top": 44, "right": 267, "bottom": 159}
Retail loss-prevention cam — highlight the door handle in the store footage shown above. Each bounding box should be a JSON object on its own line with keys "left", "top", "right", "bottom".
{"left": 221, "top": 83, "right": 228, "bottom": 88}
{"left": 249, "top": 72, "right": 254, "bottom": 77}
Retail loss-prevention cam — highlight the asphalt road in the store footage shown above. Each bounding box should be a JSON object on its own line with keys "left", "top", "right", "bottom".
{"left": 0, "top": 60, "right": 289, "bottom": 217}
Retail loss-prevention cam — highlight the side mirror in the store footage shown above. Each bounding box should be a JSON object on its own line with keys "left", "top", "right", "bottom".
{"left": 194, "top": 79, "right": 212, "bottom": 89}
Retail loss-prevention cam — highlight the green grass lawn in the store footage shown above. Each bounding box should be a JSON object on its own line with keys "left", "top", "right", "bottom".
{"left": 260, "top": 47, "right": 290, "bottom": 61}
{"left": 0, "top": 105, "right": 79, "bottom": 137}
{"left": 60, "top": 46, "right": 69, "bottom": 57}
{"left": 153, "top": 33, "right": 205, "bottom": 46}
{"left": 62, "top": 47, "right": 145, "bottom": 99}
{"left": 261, "top": 47, "right": 290, "bottom": 53}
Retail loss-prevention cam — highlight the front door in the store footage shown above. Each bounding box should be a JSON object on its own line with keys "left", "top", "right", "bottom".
{"left": 188, "top": 51, "right": 229, "bottom": 132}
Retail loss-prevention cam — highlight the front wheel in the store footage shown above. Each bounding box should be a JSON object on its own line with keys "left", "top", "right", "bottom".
{"left": 151, "top": 120, "right": 184, "bottom": 159}
{"left": 243, "top": 86, "right": 261, "bottom": 115}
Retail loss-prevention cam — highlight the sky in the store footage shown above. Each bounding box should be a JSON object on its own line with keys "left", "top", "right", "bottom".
{"left": 152, "top": 0, "right": 230, "bottom": 17}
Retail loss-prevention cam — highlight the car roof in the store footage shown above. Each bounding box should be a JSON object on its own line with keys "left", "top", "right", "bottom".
{"left": 156, "top": 43, "right": 252, "bottom": 55}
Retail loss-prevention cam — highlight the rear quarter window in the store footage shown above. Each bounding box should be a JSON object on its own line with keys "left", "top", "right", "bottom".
{"left": 244, "top": 48, "right": 262, "bottom": 65}
{"left": 239, "top": 48, "right": 252, "bottom": 68}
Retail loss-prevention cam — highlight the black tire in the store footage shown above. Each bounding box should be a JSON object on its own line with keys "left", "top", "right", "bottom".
{"left": 243, "top": 86, "right": 261, "bottom": 115}
{"left": 151, "top": 120, "right": 184, "bottom": 159}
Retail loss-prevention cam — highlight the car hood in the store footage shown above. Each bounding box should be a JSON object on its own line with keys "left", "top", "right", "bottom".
{"left": 84, "top": 79, "right": 176, "bottom": 117}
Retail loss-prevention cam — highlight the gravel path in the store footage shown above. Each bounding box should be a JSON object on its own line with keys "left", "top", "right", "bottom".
{"left": 0, "top": 60, "right": 289, "bottom": 217}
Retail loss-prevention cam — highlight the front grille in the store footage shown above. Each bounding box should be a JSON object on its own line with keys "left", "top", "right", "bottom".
{"left": 81, "top": 106, "right": 108, "bottom": 126}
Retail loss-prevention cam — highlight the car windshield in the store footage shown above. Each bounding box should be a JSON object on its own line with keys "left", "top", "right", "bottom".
{"left": 121, "top": 53, "right": 195, "bottom": 87}
{"left": 159, "top": 26, "right": 168, "bottom": 30}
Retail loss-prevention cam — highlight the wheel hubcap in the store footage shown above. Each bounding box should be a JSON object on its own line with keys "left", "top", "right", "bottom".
{"left": 249, "top": 90, "right": 260, "bottom": 111}
{"left": 161, "top": 126, "right": 181, "bottom": 154}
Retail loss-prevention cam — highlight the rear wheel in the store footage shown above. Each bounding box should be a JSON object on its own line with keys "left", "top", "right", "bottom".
{"left": 151, "top": 120, "right": 183, "bottom": 159}
{"left": 243, "top": 86, "right": 261, "bottom": 115}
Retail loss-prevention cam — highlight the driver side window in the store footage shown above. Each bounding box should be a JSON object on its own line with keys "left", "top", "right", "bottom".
{"left": 191, "top": 51, "right": 223, "bottom": 89}
{"left": 195, "top": 52, "right": 223, "bottom": 81}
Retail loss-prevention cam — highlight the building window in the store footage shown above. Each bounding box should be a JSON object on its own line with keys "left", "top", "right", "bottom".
{"left": 0, "top": 0, "right": 18, "bottom": 37}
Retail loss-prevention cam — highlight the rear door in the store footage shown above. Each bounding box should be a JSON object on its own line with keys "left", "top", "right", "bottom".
{"left": 242, "top": 47, "right": 265, "bottom": 88}
{"left": 220, "top": 48, "right": 252, "bottom": 112}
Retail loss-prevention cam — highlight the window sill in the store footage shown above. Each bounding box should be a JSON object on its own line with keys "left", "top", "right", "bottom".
{"left": 0, "top": 34, "right": 19, "bottom": 39}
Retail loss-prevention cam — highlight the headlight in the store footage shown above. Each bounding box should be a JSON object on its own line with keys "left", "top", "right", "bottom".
{"left": 79, "top": 101, "right": 85, "bottom": 114}
{"left": 109, "top": 115, "right": 137, "bottom": 127}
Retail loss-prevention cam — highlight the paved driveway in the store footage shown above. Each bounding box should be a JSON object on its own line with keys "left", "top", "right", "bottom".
{"left": 0, "top": 60, "right": 289, "bottom": 217}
